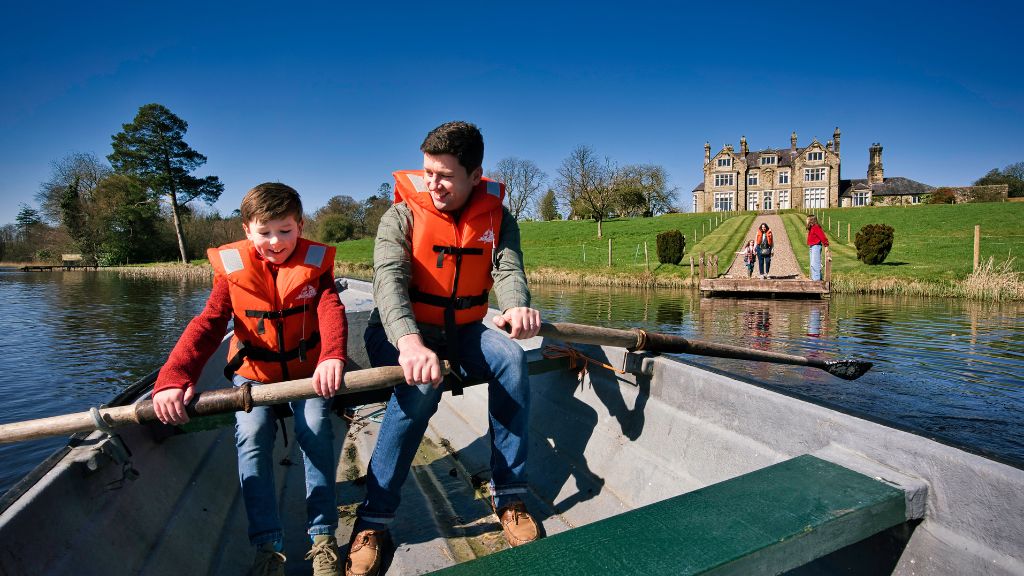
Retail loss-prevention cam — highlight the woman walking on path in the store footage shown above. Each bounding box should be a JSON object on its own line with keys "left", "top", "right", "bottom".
{"left": 756, "top": 223, "right": 773, "bottom": 279}
{"left": 806, "top": 215, "right": 829, "bottom": 281}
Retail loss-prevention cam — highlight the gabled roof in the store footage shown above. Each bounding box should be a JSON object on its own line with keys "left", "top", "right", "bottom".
{"left": 692, "top": 182, "right": 705, "bottom": 192}
{"left": 840, "top": 177, "right": 934, "bottom": 197}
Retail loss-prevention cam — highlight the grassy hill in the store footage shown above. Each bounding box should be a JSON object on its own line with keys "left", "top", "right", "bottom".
{"left": 333, "top": 202, "right": 1024, "bottom": 298}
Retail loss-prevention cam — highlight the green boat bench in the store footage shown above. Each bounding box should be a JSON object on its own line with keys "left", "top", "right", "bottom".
{"left": 429, "top": 454, "right": 916, "bottom": 576}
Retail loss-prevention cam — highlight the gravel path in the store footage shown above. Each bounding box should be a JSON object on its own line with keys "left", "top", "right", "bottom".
{"left": 724, "top": 214, "right": 807, "bottom": 279}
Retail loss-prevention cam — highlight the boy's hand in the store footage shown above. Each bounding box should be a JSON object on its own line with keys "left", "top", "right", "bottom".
{"left": 153, "top": 386, "right": 195, "bottom": 426}
{"left": 396, "top": 333, "right": 443, "bottom": 388}
{"left": 493, "top": 307, "right": 542, "bottom": 340}
{"left": 313, "top": 358, "right": 345, "bottom": 398}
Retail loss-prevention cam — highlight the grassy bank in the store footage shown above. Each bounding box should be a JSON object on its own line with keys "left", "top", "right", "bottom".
{"left": 779, "top": 203, "right": 1024, "bottom": 299}
{"left": 332, "top": 212, "right": 751, "bottom": 286}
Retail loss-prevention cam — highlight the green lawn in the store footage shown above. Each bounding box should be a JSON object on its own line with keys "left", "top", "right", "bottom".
{"left": 780, "top": 203, "right": 1024, "bottom": 284}
{"left": 332, "top": 203, "right": 1024, "bottom": 289}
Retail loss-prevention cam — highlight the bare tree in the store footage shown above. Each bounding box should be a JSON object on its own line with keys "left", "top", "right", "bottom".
{"left": 556, "top": 145, "right": 616, "bottom": 237}
{"left": 613, "top": 164, "right": 678, "bottom": 217}
{"left": 36, "top": 153, "right": 111, "bottom": 224}
{"left": 488, "top": 157, "right": 547, "bottom": 220}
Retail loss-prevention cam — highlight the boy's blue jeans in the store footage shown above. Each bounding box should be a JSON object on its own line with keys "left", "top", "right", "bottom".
{"left": 232, "top": 374, "right": 338, "bottom": 546}
{"left": 356, "top": 321, "right": 530, "bottom": 526}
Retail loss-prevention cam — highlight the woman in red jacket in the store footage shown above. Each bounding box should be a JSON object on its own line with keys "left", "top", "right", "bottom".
{"left": 807, "top": 215, "right": 829, "bottom": 280}
{"left": 755, "top": 223, "right": 773, "bottom": 279}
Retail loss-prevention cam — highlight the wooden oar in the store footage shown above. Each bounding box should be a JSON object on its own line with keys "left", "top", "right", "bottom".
{"left": 0, "top": 365, "right": 418, "bottom": 445}
{"left": 536, "top": 321, "right": 873, "bottom": 380}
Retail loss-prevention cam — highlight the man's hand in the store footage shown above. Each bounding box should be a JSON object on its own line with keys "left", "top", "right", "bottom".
{"left": 396, "top": 333, "right": 443, "bottom": 387}
{"left": 153, "top": 386, "right": 195, "bottom": 426}
{"left": 312, "top": 358, "right": 345, "bottom": 398}
{"left": 492, "top": 307, "right": 542, "bottom": 340}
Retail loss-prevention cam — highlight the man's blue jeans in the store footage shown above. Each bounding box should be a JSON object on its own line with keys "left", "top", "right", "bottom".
{"left": 356, "top": 322, "right": 530, "bottom": 526}
{"left": 809, "top": 244, "right": 823, "bottom": 280}
{"left": 232, "top": 374, "right": 338, "bottom": 545}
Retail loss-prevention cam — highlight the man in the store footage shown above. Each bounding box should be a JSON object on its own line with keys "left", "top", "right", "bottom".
{"left": 346, "top": 121, "right": 541, "bottom": 576}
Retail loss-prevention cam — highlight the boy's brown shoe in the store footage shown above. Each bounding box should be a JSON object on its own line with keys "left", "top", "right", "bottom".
{"left": 248, "top": 542, "right": 286, "bottom": 576}
{"left": 345, "top": 529, "right": 386, "bottom": 576}
{"left": 495, "top": 501, "right": 540, "bottom": 547}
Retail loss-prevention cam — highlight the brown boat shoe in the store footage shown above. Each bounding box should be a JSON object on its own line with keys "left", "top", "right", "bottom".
{"left": 345, "top": 528, "right": 386, "bottom": 576}
{"left": 494, "top": 500, "right": 540, "bottom": 547}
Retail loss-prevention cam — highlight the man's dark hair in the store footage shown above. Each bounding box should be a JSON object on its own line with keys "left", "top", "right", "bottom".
{"left": 420, "top": 121, "right": 484, "bottom": 174}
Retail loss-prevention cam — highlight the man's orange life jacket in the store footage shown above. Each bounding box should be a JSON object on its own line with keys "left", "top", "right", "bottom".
{"left": 208, "top": 238, "right": 335, "bottom": 383}
{"left": 756, "top": 229, "right": 774, "bottom": 250}
{"left": 392, "top": 170, "right": 504, "bottom": 328}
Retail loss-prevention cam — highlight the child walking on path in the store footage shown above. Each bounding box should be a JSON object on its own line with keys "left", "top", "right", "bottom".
{"left": 152, "top": 182, "right": 348, "bottom": 576}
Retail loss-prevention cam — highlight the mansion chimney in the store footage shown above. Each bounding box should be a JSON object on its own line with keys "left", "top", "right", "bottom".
{"left": 790, "top": 131, "right": 798, "bottom": 152}
{"left": 833, "top": 127, "right": 841, "bottom": 156}
{"left": 704, "top": 141, "right": 711, "bottom": 166}
{"left": 868, "top": 143, "right": 884, "bottom": 185}
{"left": 740, "top": 135, "right": 748, "bottom": 155}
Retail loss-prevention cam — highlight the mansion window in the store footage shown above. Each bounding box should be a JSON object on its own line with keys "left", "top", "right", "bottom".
{"left": 911, "top": 195, "right": 921, "bottom": 204}
{"left": 807, "top": 151, "right": 823, "bottom": 162}
{"left": 748, "top": 172, "right": 759, "bottom": 186}
{"left": 763, "top": 190, "right": 774, "bottom": 210}
{"left": 714, "top": 173, "right": 734, "bottom": 186}
{"left": 760, "top": 155, "right": 776, "bottom": 166}
{"left": 747, "top": 191, "right": 759, "bottom": 211}
{"left": 804, "top": 167, "right": 826, "bottom": 182}
{"left": 778, "top": 171, "right": 789, "bottom": 184}
{"left": 717, "top": 157, "right": 732, "bottom": 168}
{"left": 778, "top": 190, "right": 790, "bottom": 209}
{"left": 853, "top": 191, "right": 871, "bottom": 206}
{"left": 713, "top": 192, "right": 733, "bottom": 212}
{"left": 804, "top": 188, "right": 826, "bottom": 208}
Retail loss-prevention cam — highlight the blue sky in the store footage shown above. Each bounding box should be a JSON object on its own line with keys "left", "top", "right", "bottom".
{"left": 2, "top": 0, "right": 1021, "bottom": 225}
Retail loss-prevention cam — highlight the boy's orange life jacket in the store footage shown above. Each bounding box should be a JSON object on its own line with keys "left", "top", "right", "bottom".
{"left": 392, "top": 170, "right": 504, "bottom": 328}
{"left": 207, "top": 238, "right": 335, "bottom": 383}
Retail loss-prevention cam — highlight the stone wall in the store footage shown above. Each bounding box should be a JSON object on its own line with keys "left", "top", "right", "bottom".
{"left": 928, "top": 184, "right": 1009, "bottom": 203}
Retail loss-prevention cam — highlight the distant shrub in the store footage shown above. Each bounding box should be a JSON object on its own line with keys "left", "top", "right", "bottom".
{"left": 318, "top": 214, "right": 355, "bottom": 243}
{"left": 927, "top": 188, "right": 956, "bottom": 204}
{"left": 855, "top": 224, "right": 895, "bottom": 265}
{"left": 656, "top": 230, "right": 685, "bottom": 265}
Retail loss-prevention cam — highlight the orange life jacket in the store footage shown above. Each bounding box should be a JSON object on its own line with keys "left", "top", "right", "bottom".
{"left": 392, "top": 170, "right": 504, "bottom": 327}
{"left": 207, "top": 238, "right": 335, "bottom": 383}
{"left": 756, "top": 229, "right": 774, "bottom": 249}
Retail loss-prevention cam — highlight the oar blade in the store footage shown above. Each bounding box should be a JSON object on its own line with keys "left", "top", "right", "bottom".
{"left": 824, "top": 360, "right": 873, "bottom": 381}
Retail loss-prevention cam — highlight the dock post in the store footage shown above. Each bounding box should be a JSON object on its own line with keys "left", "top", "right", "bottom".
{"left": 824, "top": 247, "right": 832, "bottom": 287}
{"left": 699, "top": 252, "right": 705, "bottom": 280}
{"left": 974, "top": 225, "right": 980, "bottom": 272}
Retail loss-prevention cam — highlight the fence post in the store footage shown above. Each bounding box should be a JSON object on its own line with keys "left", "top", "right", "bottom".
{"left": 824, "top": 247, "right": 832, "bottom": 287}
{"left": 974, "top": 225, "right": 980, "bottom": 272}
{"left": 644, "top": 242, "right": 650, "bottom": 272}
{"left": 847, "top": 223, "right": 851, "bottom": 244}
{"left": 608, "top": 238, "right": 612, "bottom": 267}
{"left": 699, "top": 251, "right": 705, "bottom": 280}
{"left": 582, "top": 242, "right": 586, "bottom": 263}
{"left": 689, "top": 255, "right": 694, "bottom": 278}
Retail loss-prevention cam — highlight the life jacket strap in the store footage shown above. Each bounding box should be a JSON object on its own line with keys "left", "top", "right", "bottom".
{"left": 223, "top": 331, "right": 321, "bottom": 381}
{"left": 432, "top": 245, "right": 483, "bottom": 268}
{"left": 245, "top": 305, "right": 307, "bottom": 334}
{"left": 409, "top": 288, "right": 489, "bottom": 310}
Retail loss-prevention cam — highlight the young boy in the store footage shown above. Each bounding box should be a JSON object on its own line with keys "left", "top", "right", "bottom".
{"left": 153, "top": 182, "right": 347, "bottom": 576}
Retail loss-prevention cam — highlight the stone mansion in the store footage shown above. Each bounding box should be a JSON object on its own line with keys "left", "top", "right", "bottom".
{"left": 692, "top": 128, "right": 933, "bottom": 212}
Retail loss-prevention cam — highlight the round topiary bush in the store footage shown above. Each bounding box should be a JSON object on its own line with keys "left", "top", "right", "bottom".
{"left": 854, "top": 224, "right": 895, "bottom": 265}
{"left": 656, "top": 230, "right": 685, "bottom": 265}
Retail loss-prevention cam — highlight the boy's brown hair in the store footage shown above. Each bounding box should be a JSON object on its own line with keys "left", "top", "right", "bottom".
{"left": 420, "top": 121, "right": 484, "bottom": 174}
{"left": 240, "top": 182, "right": 304, "bottom": 224}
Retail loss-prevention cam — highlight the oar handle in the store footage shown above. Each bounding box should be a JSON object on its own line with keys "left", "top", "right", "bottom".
{"left": 0, "top": 365, "right": 422, "bottom": 445}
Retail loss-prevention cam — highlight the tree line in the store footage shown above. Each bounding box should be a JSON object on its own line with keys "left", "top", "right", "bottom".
{"left": 2, "top": 104, "right": 680, "bottom": 264}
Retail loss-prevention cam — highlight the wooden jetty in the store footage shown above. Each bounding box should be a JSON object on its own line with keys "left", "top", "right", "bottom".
{"left": 700, "top": 214, "right": 830, "bottom": 298}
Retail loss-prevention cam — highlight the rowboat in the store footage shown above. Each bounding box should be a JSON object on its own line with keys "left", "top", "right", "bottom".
{"left": 0, "top": 278, "right": 1021, "bottom": 575}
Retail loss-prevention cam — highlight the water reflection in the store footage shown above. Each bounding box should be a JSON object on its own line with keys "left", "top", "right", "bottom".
{"left": 0, "top": 270, "right": 210, "bottom": 495}
{"left": 531, "top": 284, "right": 1024, "bottom": 466}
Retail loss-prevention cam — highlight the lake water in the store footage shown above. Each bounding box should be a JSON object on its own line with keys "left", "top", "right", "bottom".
{"left": 1, "top": 269, "right": 1022, "bottom": 496}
